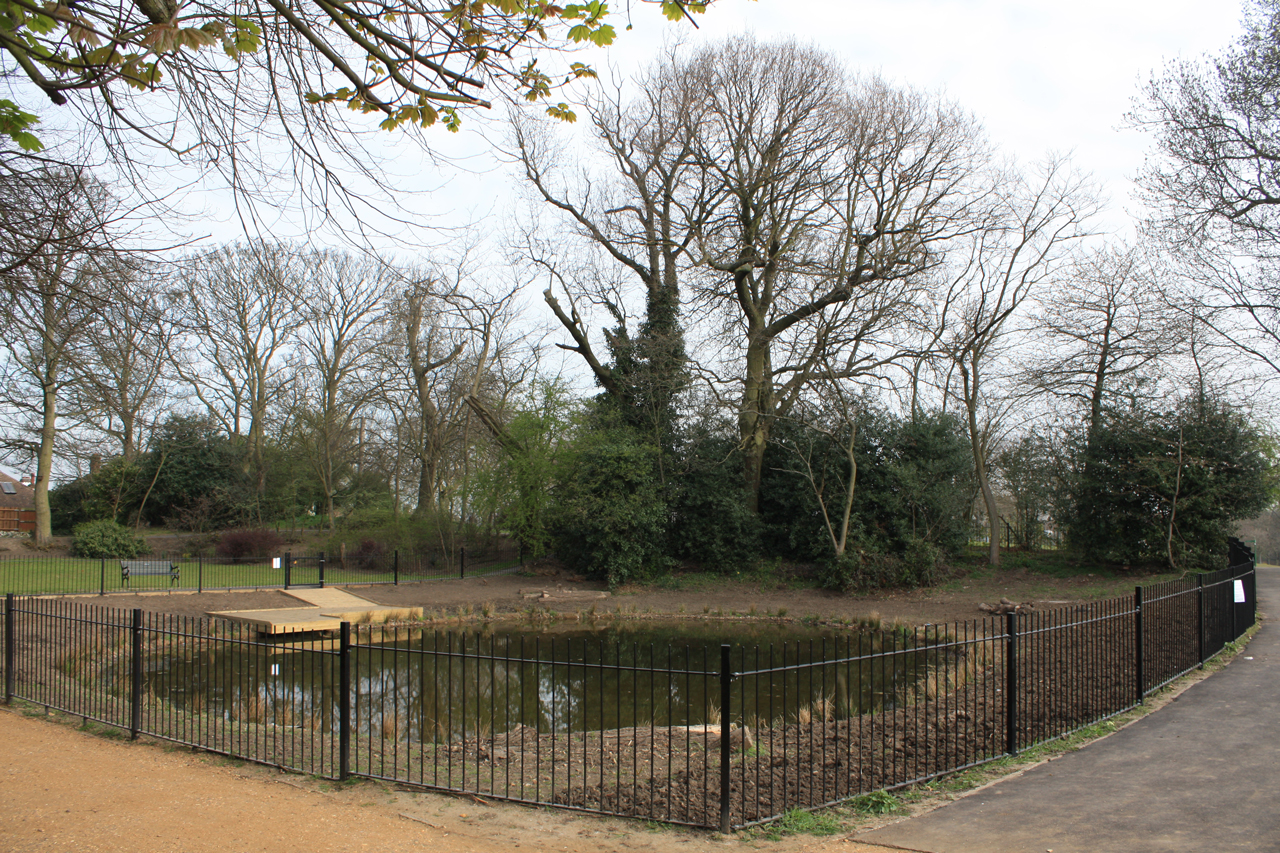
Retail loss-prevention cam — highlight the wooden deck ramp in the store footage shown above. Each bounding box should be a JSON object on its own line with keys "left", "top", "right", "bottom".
{"left": 208, "top": 587, "right": 422, "bottom": 636}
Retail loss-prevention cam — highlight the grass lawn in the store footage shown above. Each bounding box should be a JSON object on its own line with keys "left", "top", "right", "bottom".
{"left": 0, "top": 554, "right": 521, "bottom": 596}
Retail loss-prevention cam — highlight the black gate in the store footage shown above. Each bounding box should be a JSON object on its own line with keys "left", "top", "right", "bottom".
{"left": 283, "top": 553, "right": 326, "bottom": 588}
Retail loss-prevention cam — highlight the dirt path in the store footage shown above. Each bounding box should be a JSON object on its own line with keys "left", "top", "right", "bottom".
{"left": 0, "top": 707, "right": 899, "bottom": 853}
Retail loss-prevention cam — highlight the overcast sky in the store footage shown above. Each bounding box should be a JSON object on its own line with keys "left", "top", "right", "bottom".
{"left": 184, "top": 1, "right": 1254, "bottom": 249}
{"left": 179, "top": 1, "right": 1249, "bottom": 250}
{"left": 575, "top": 0, "right": 1247, "bottom": 236}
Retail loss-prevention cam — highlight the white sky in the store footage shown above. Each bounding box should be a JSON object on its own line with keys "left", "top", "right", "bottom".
{"left": 179, "top": 0, "right": 1250, "bottom": 250}
{"left": 570, "top": 0, "right": 1247, "bottom": 238}
{"left": 689, "top": 1, "right": 1243, "bottom": 230}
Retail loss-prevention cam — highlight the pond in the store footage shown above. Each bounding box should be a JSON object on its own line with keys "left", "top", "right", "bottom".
{"left": 150, "top": 618, "right": 957, "bottom": 743}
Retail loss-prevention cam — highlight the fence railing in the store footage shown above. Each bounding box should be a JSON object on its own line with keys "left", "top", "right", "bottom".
{"left": 0, "top": 540, "right": 1259, "bottom": 831}
{"left": 0, "top": 544, "right": 524, "bottom": 596}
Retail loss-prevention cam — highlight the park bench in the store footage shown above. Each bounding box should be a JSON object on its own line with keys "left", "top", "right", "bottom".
{"left": 120, "top": 560, "right": 180, "bottom": 587}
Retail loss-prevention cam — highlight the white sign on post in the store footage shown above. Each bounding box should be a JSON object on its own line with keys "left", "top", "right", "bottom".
{"left": 1234, "top": 579, "right": 1246, "bottom": 603}
{"left": 272, "top": 557, "right": 281, "bottom": 569}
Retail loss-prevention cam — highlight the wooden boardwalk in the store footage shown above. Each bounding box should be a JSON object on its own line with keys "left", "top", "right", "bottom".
{"left": 208, "top": 587, "right": 422, "bottom": 635}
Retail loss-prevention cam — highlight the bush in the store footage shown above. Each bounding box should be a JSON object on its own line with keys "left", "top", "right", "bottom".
{"left": 324, "top": 514, "right": 454, "bottom": 557}
{"left": 551, "top": 429, "right": 670, "bottom": 587}
{"left": 340, "top": 538, "right": 387, "bottom": 571}
{"left": 817, "top": 540, "right": 942, "bottom": 593}
{"left": 669, "top": 435, "right": 761, "bottom": 572}
{"left": 1069, "top": 396, "right": 1275, "bottom": 568}
{"left": 216, "top": 529, "right": 285, "bottom": 560}
{"left": 760, "top": 408, "right": 973, "bottom": 565}
{"left": 900, "top": 538, "right": 942, "bottom": 588}
{"left": 71, "top": 520, "right": 147, "bottom": 559}
{"left": 818, "top": 551, "right": 900, "bottom": 593}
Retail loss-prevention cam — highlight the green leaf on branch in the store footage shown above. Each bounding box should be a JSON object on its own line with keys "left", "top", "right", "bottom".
{"left": 0, "top": 99, "right": 43, "bottom": 151}
{"left": 588, "top": 22, "right": 614, "bottom": 45}
{"left": 178, "top": 26, "right": 217, "bottom": 50}
{"left": 660, "top": 1, "right": 691, "bottom": 21}
{"left": 25, "top": 11, "right": 57, "bottom": 35}
{"left": 120, "top": 57, "right": 161, "bottom": 89}
{"left": 546, "top": 102, "right": 576, "bottom": 122}
{"left": 228, "top": 16, "right": 261, "bottom": 55}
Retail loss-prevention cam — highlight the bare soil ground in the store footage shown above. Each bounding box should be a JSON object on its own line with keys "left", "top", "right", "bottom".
{"left": 61, "top": 561, "right": 1159, "bottom": 628}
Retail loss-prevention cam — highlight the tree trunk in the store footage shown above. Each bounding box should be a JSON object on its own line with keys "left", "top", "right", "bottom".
{"left": 960, "top": 356, "right": 1000, "bottom": 567}
{"left": 1166, "top": 425, "right": 1184, "bottom": 570}
{"left": 33, "top": 382, "right": 56, "bottom": 546}
{"left": 738, "top": 329, "right": 772, "bottom": 514}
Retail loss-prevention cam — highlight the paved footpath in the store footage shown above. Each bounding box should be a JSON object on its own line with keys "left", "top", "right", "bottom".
{"left": 856, "top": 566, "right": 1280, "bottom": 853}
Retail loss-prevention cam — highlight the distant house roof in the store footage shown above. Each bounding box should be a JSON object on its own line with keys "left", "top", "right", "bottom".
{"left": 0, "top": 471, "right": 34, "bottom": 510}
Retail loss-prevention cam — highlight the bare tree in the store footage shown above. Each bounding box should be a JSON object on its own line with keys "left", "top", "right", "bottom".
{"left": 293, "top": 250, "right": 393, "bottom": 528}
{"left": 512, "top": 50, "right": 716, "bottom": 454}
{"left": 1133, "top": 0, "right": 1280, "bottom": 251}
{"left": 1025, "top": 243, "right": 1183, "bottom": 439}
{"left": 683, "top": 38, "right": 987, "bottom": 511}
{"left": 1133, "top": 0, "right": 1280, "bottom": 376}
{"left": 0, "top": 169, "right": 134, "bottom": 543}
{"left": 379, "top": 264, "right": 517, "bottom": 519}
{"left": 171, "top": 241, "right": 304, "bottom": 511}
{"left": 519, "top": 37, "right": 989, "bottom": 513}
{"left": 72, "top": 259, "right": 176, "bottom": 461}
{"left": 939, "top": 157, "right": 1099, "bottom": 566}
{"left": 0, "top": 152, "right": 130, "bottom": 277}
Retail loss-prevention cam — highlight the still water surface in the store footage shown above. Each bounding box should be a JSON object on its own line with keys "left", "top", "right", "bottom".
{"left": 153, "top": 619, "right": 943, "bottom": 741}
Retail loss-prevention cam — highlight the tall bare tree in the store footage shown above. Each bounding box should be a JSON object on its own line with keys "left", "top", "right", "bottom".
{"left": 938, "top": 157, "right": 1099, "bottom": 566}
{"left": 1134, "top": 0, "right": 1280, "bottom": 376}
{"left": 512, "top": 49, "right": 715, "bottom": 455}
{"left": 682, "top": 38, "right": 987, "bottom": 511}
{"left": 379, "top": 265, "right": 517, "bottom": 519}
{"left": 520, "top": 37, "right": 989, "bottom": 512}
{"left": 293, "top": 250, "right": 392, "bottom": 528}
{"left": 0, "top": 169, "right": 132, "bottom": 543}
{"left": 72, "top": 259, "right": 176, "bottom": 461}
{"left": 1025, "top": 243, "right": 1183, "bottom": 440}
{"left": 171, "top": 241, "right": 304, "bottom": 511}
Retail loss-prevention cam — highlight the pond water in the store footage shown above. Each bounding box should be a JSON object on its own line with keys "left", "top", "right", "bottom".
{"left": 152, "top": 619, "right": 949, "bottom": 742}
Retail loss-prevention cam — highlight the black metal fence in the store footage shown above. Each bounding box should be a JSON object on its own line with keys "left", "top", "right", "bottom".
{"left": 0, "top": 541, "right": 1259, "bottom": 831}
{"left": 0, "top": 544, "right": 523, "bottom": 596}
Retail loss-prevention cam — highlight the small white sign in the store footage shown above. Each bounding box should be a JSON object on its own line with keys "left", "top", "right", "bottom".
{"left": 1234, "top": 579, "right": 1246, "bottom": 603}
{"left": 272, "top": 557, "right": 281, "bottom": 569}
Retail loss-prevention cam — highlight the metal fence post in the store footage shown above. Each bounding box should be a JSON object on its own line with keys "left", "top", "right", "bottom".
{"left": 4, "top": 593, "right": 14, "bottom": 705}
{"left": 198, "top": 553, "right": 203, "bottom": 594}
{"left": 719, "top": 644, "right": 733, "bottom": 834}
{"left": 339, "top": 621, "right": 351, "bottom": 781}
{"left": 394, "top": 550, "right": 399, "bottom": 586}
{"left": 1134, "top": 586, "right": 1144, "bottom": 704}
{"left": 459, "top": 546, "right": 466, "bottom": 579}
{"left": 1231, "top": 566, "right": 1238, "bottom": 643}
{"left": 1005, "top": 611, "right": 1018, "bottom": 756}
{"left": 129, "top": 609, "right": 143, "bottom": 741}
{"left": 100, "top": 557, "right": 106, "bottom": 596}
{"left": 284, "top": 552, "right": 292, "bottom": 589}
{"left": 319, "top": 552, "right": 326, "bottom": 588}
{"left": 1197, "top": 574, "right": 1205, "bottom": 668}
